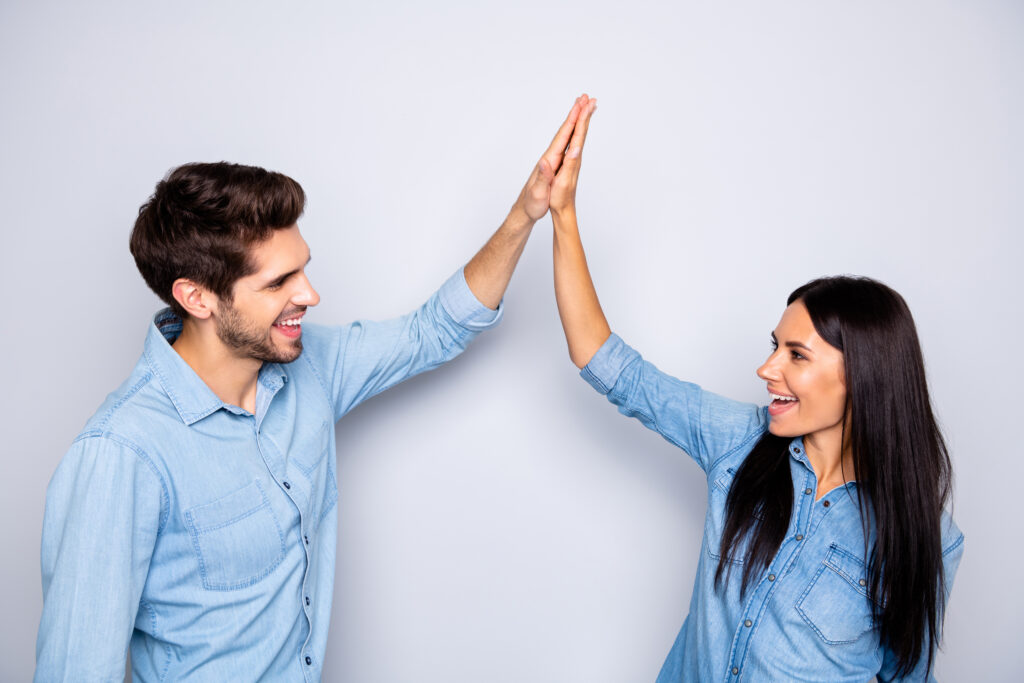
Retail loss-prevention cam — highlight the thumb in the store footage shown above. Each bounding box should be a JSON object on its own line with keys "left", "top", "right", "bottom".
{"left": 536, "top": 158, "right": 555, "bottom": 185}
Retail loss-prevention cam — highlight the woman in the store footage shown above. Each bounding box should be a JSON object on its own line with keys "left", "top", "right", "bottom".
{"left": 549, "top": 96, "right": 963, "bottom": 682}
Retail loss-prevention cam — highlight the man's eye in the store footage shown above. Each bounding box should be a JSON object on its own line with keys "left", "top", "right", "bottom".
{"left": 267, "top": 282, "right": 283, "bottom": 291}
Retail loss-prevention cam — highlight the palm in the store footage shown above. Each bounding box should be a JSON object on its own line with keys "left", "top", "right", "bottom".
{"left": 516, "top": 95, "right": 596, "bottom": 221}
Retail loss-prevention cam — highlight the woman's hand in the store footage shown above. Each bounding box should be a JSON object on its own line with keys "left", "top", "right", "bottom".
{"left": 550, "top": 94, "right": 597, "bottom": 218}
{"left": 516, "top": 95, "right": 594, "bottom": 221}
{"left": 550, "top": 95, "right": 610, "bottom": 369}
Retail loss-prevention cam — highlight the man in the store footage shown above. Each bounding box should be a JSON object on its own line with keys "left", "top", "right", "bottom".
{"left": 36, "top": 96, "right": 592, "bottom": 681}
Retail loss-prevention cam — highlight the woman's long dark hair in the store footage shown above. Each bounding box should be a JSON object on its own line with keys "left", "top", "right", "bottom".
{"left": 715, "top": 276, "right": 953, "bottom": 677}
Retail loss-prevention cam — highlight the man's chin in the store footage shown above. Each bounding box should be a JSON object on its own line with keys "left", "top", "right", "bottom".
{"left": 267, "top": 340, "right": 303, "bottom": 364}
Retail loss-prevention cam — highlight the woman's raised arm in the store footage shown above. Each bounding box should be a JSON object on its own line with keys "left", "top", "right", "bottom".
{"left": 549, "top": 95, "right": 610, "bottom": 368}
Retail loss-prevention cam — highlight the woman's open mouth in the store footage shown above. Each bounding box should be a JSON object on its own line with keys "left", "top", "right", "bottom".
{"left": 768, "top": 391, "right": 798, "bottom": 416}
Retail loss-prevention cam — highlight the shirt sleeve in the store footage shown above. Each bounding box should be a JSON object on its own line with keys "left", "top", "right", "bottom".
{"left": 35, "top": 434, "right": 166, "bottom": 682}
{"left": 876, "top": 520, "right": 965, "bottom": 682}
{"left": 580, "top": 333, "right": 768, "bottom": 474}
{"left": 303, "top": 267, "right": 502, "bottom": 421}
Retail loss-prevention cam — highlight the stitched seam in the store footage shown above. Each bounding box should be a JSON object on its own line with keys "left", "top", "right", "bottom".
{"left": 291, "top": 421, "right": 330, "bottom": 478}
{"left": 942, "top": 532, "right": 965, "bottom": 557}
{"left": 143, "top": 347, "right": 184, "bottom": 419}
{"left": 796, "top": 550, "right": 874, "bottom": 644}
{"left": 183, "top": 481, "right": 287, "bottom": 591}
{"left": 708, "top": 424, "right": 768, "bottom": 473}
{"left": 71, "top": 431, "right": 171, "bottom": 534}
{"left": 825, "top": 544, "right": 873, "bottom": 601}
{"left": 319, "top": 489, "right": 338, "bottom": 526}
{"left": 581, "top": 366, "right": 609, "bottom": 393}
{"left": 302, "top": 352, "right": 337, "bottom": 417}
{"left": 186, "top": 501, "right": 270, "bottom": 533}
{"left": 93, "top": 373, "right": 153, "bottom": 430}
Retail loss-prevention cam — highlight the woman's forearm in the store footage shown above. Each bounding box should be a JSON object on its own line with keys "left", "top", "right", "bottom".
{"left": 552, "top": 208, "right": 611, "bottom": 368}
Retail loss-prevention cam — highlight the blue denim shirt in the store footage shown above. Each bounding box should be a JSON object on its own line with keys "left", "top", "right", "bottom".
{"left": 582, "top": 334, "right": 963, "bottom": 683}
{"left": 36, "top": 268, "right": 500, "bottom": 682}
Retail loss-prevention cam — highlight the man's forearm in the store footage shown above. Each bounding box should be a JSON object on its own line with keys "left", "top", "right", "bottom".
{"left": 463, "top": 202, "right": 537, "bottom": 310}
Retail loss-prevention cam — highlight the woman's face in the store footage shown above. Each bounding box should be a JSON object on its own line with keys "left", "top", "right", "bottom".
{"left": 756, "top": 300, "right": 847, "bottom": 440}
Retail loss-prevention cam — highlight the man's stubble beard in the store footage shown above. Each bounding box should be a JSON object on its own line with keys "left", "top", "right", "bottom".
{"left": 216, "top": 299, "right": 302, "bottom": 364}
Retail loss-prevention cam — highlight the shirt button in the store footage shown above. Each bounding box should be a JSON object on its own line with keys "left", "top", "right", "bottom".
{"left": 793, "top": 447, "right": 801, "bottom": 453}
{"left": 804, "top": 488, "right": 812, "bottom": 495}
{"left": 859, "top": 579, "right": 867, "bottom": 587}
{"left": 768, "top": 573, "right": 776, "bottom": 581}
{"left": 305, "top": 656, "right": 312, "bottom": 665}
{"left": 283, "top": 481, "right": 291, "bottom": 489}
{"left": 732, "top": 667, "right": 740, "bottom": 675}
{"left": 744, "top": 619, "right": 752, "bottom": 627}
{"left": 304, "top": 535, "right": 310, "bottom": 545}
{"left": 795, "top": 534, "right": 804, "bottom": 541}
{"left": 305, "top": 596, "right": 311, "bottom": 606}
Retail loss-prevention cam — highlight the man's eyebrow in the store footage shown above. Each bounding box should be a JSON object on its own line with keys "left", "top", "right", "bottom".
{"left": 265, "top": 254, "right": 312, "bottom": 286}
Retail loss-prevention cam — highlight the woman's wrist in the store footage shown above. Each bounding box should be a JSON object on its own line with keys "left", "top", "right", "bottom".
{"left": 551, "top": 206, "right": 578, "bottom": 229}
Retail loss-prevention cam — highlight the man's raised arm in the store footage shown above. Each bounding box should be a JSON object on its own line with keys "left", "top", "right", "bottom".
{"left": 463, "top": 96, "right": 588, "bottom": 309}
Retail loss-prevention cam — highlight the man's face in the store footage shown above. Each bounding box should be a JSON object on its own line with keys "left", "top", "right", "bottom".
{"left": 215, "top": 224, "right": 319, "bottom": 364}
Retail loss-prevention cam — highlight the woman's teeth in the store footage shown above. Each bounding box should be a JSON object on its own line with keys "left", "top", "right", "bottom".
{"left": 770, "top": 393, "right": 797, "bottom": 402}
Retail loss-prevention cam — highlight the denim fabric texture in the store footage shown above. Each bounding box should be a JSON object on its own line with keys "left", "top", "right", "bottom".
{"left": 36, "top": 268, "right": 500, "bottom": 682}
{"left": 581, "top": 334, "right": 963, "bottom": 683}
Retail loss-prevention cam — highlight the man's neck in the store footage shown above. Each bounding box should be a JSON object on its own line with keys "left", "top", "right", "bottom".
{"left": 172, "top": 318, "right": 262, "bottom": 414}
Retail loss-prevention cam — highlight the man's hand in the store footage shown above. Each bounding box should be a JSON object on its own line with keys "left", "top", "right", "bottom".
{"left": 515, "top": 96, "right": 590, "bottom": 221}
{"left": 463, "top": 95, "right": 596, "bottom": 310}
{"left": 550, "top": 94, "right": 597, "bottom": 219}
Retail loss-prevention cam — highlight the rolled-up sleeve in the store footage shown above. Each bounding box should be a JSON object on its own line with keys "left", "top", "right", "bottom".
{"left": 581, "top": 333, "right": 767, "bottom": 473}
{"left": 36, "top": 433, "right": 166, "bottom": 682}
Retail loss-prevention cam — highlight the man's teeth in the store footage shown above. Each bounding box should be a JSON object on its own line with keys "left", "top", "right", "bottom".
{"left": 277, "top": 318, "right": 302, "bottom": 327}
{"left": 770, "top": 393, "right": 797, "bottom": 402}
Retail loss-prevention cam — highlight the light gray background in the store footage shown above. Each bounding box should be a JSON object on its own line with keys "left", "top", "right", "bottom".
{"left": 1, "top": 1, "right": 1021, "bottom": 681}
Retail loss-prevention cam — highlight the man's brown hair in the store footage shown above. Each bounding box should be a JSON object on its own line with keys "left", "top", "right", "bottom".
{"left": 130, "top": 162, "right": 306, "bottom": 317}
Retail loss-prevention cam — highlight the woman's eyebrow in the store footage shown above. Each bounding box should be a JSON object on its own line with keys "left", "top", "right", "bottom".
{"left": 771, "top": 332, "right": 813, "bottom": 353}
{"left": 784, "top": 340, "right": 813, "bottom": 353}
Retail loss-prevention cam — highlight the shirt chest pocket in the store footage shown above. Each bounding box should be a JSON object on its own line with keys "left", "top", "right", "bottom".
{"left": 796, "top": 544, "right": 877, "bottom": 644}
{"left": 184, "top": 480, "right": 287, "bottom": 591}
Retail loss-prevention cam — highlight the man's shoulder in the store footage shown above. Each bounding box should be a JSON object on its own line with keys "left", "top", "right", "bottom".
{"left": 77, "top": 358, "right": 176, "bottom": 448}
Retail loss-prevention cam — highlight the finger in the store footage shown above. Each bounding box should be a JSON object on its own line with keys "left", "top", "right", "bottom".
{"left": 564, "top": 99, "right": 597, "bottom": 161}
{"left": 542, "top": 96, "right": 586, "bottom": 166}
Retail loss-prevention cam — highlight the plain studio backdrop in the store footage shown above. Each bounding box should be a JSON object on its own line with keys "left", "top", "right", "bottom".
{"left": 1, "top": 1, "right": 1021, "bottom": 681}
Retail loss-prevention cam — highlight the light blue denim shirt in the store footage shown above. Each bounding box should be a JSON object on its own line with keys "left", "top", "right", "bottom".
{"left": 36, "top": 268, "right": 500, "bottom": 682}
{"left": 581, "top": 334, "right": 964, "bottom": 683}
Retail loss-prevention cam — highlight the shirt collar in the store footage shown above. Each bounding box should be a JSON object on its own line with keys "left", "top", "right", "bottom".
{"left": 142, "top": 309, "right": 288, "bottom": 425}
{"left": 788, "top": 436, "right": 859, "bottom": 490}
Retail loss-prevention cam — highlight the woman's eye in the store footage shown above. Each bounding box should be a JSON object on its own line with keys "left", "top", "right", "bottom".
{"left": 790, "top": 350, "right": 805, "bottom": 361}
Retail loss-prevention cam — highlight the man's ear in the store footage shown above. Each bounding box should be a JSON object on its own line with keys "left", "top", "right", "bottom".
{"left": 171, "top": 278, "right": 216, "bottom": 320}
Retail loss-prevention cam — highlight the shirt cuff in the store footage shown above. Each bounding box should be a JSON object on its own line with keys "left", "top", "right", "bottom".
{"left": 438, "top": 267, "right": 504, "bottom": 331}
{"left": 580, "top": 333, "right": 641, "bottom": 394}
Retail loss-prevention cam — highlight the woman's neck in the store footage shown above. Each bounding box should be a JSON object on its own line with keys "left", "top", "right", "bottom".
{"left": 803, "top": 426, "right": 855, "bottom": 499}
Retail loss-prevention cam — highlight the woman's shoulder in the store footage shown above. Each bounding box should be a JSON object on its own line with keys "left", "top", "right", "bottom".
{"left": 940, "top": 509, "right": 964, "bottom": 558}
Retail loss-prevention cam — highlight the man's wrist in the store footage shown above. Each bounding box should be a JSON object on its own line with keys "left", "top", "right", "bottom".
{"left": 507, "top": 200, "right": 540, "bottom": 232}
